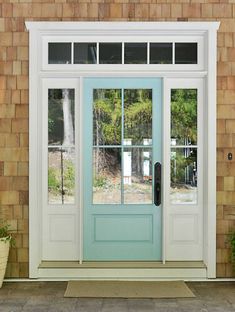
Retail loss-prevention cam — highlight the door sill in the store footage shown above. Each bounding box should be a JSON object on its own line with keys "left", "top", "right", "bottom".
{"left": 37, "top": 261, "right": 207, "bottom": 279}
{"left": 39, "top": 261, "right": 206, "bottom": 269}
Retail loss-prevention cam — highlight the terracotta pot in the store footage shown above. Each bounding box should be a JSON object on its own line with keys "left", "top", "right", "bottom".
{"left": 0, "top": 238, "right": 10, "bottom": 288}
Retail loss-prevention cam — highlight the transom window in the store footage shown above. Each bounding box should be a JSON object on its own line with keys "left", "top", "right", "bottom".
{"left": 47, "top": 41, "right": 198, "bottom": 65}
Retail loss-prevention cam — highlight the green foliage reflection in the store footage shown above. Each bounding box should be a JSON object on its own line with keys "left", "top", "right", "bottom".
{"left": 93, "top": 89, "right": 152, "bottom": 146}
{"left": 124, "top": 89, "right": 152, "bottom": 144}
{"left": 171, "top": 89, "right": 197, "bottom": 145}
{"left": 93, "top": 89, "right": 122, "bottom": 145}
{"left": 171, "top": 149, "right": 197, "bottom": 187}
{"left": 48, "top": 157, "right": 75, "bottom": 201}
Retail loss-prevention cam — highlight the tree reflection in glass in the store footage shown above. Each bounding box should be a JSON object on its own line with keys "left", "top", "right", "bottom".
{"left": 48, "top": 89, "right": 75, "bottom": 146}
{"left": 124, "top": 148, "right": 152, "bottom": 204}
{"left": 48, "top": 89, "right": 75, "bottom": 205}
{"left": 171, "top": 89, "right": 197, "bottom": 146}
{"left": 93, "top": 89, "right": 121, "bottom": 146}
{"left": 93, "top": 148, "right": 121, "bottom": 204}
{"left": 124, "top": 89, "right": 152, "bottom": 145}
{"left": 48, "top": 147, "right": 75, "bottom": 204}
{"left": 92, "top": 88, "right": 154, "bottom": 205}
{"left": 170, "top": 88, "right": 198, "bottom": 204}
{"left": 170, "top": 148, "right": 197, "bottom": 204}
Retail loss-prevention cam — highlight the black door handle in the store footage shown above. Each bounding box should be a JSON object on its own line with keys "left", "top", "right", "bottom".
{"left": 154, "top": 162, "right": 161, "bottom": 206}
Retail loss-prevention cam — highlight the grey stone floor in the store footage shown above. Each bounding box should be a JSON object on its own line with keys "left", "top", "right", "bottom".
{"left": 0, "top": 281, "right": 235, "bottom": 312}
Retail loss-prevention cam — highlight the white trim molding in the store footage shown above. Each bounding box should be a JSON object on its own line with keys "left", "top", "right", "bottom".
{"left": 25, "top": 21, "right": 220, "bottom": 32}
{"left": 26, "top": 21, "right": 219, "bottom": 280}
{"left": 204, "top": 28, "right": 218, "bottom": 278}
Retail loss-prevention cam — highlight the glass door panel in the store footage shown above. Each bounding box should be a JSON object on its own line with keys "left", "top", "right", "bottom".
{"left": 93, "top": 89, "right": 121, "bottom": 145}
{"left": 93, "top": 147, "right": 121, "bottom": 204}
{"left": 123, "top": 147, "right": 152, "bottom": 204}
{"left": 124, "top": 89, "right": 152, "bottom": 145}
{"left": 92, "top": 88, "right": 153, "bottom": 205}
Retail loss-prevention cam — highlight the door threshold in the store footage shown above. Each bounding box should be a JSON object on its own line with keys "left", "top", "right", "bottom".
{"left": 39, "top": 261, "right": 206, "bottom": 269}
{"left": 37, "top": 261, "right": 207, "bottom": 279}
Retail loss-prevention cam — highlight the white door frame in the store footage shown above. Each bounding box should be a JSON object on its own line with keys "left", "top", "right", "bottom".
{"left": 26, "top": 21, "right": 219, "bottom": 279}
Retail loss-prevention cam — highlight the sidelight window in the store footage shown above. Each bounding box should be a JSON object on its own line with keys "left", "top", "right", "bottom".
{"left": 47, "top": 88, "right": 75, "bottom": 204}
{"left": 170, "top": 89, "right": 198, "bottom": 204}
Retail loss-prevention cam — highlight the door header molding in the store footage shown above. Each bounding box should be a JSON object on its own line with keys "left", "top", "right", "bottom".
{"left": 26, "top": 21, "right": 220, "bottom": 33}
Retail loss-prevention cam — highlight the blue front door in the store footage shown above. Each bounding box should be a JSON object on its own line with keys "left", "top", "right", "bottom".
{"left": 83, "top": 77, "right": 162, "bottom": 260}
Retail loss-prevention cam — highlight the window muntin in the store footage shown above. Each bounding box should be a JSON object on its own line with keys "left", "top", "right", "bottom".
{"left": 170, "top": 89, "right": 198, "bottom": 204}
{"left": 48, "top": 88, "right": 75, "bottom": 204}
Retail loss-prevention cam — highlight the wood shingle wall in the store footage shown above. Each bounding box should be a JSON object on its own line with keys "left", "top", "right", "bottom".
{"left": 0, "top": 0, "right": 234, "bottom": 278}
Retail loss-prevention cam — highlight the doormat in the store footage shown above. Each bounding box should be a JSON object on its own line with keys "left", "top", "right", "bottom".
{"left": 64, "top": 280, "right": 195, "bottom": 298}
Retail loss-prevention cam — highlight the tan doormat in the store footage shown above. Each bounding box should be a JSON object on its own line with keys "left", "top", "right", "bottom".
{"left": 64, "top": 280, "right": 195, "bottom": 298}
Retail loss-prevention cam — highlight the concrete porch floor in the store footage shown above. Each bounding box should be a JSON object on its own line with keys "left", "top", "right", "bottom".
{"left": 0, "top": 281, "right": 234, "bottom": 312}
